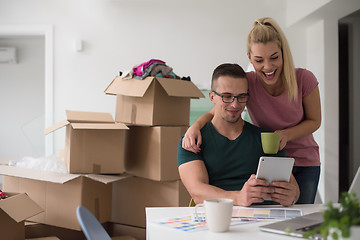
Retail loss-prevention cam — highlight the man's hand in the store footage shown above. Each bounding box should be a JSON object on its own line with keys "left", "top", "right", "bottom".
{"left": 235, "top": 174, "right": 274, "bottom": 206}
{"left": 270, "top": 174, "right": 299, "bottom": 207}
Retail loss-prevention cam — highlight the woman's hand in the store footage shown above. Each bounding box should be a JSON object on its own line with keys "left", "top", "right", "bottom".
{"left": 182, "top": 124, "right": 202, "bottom": 153}
{"left": 181, "top": 109, "right": 215, "bottom": 153}
{"left": 275, "top": 130, "right": 289, "bottom": 151}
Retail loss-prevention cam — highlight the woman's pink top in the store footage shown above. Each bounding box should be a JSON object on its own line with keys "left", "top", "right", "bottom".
{"left": 246, "top": 68, "right": 320, "bottom": 167}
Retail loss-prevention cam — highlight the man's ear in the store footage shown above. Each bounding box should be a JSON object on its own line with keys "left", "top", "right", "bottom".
{"left": 209, "top": 91, "right": 216, "bottom": 104}
{"left": 247, "top": 52, "right": 251, "bottom": 60}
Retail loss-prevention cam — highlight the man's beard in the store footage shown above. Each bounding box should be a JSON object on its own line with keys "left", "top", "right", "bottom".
{"left": 222, "top": 114, "right": 242, "bottom": 124}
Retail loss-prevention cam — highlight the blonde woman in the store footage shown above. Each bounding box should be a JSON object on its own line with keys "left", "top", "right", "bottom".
{"left": 182, "top": 17, "right": 321, "bottom": 204}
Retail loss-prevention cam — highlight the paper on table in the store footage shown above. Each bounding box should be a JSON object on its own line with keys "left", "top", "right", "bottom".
{"left": 155, "top": 207, "right": 302, "bottom": 233}
{"left": 155, "top": 213, "right": 257, "bottom": 232}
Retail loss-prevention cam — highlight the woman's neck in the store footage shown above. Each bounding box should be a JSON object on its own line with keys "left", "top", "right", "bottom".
{"left": 260, "top": 75, "right": 285, "bottom": 96}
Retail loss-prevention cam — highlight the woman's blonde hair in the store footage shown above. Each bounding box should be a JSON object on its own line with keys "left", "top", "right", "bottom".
{"left": 246, "top": 17, "right": 298, "bottom": 101}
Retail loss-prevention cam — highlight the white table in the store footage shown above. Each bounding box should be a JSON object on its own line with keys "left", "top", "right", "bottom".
{"left": 146, "top": 204, "right": 325, "bottom": 240}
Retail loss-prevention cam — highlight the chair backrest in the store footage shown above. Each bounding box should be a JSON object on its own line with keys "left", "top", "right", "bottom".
{"left": 189, "top": 198, "right": 196, "bottom": 207}
{"left": 76, "top": 206, "right": 111, "bottom": 240}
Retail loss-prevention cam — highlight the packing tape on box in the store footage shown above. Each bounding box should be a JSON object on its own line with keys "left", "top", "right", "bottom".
{"left": 131, "top": 104, "right": 137, "bottom": 124}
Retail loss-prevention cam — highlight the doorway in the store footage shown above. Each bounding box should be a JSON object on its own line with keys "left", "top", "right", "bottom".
{"left": 0, "top": 36, "right": 45, "bottom": 157}
{"left": 0, "top": 26, "right": 53, "bottom": 187}
{"left": 338, "top": 10, "right": 360, "bottom": 196}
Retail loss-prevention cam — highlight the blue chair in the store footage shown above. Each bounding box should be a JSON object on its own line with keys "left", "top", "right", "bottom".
{"left": 76, "top": 205, "right": 111, "bottom": 240}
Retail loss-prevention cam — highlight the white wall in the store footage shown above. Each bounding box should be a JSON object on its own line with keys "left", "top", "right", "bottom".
{"left": 0, "top": 0, "right": 286, "bottom": 154}
{"left": 306, "top": 20, "right": 326, "bottom": 202}
{"left": 286, "top": 0, "right": 332, "bottom": 26}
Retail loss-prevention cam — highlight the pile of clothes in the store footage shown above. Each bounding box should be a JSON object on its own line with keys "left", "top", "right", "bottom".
{"left": 0, "top": 189, "right": 8, "bottom": 200}
{"left": 121, "top": 59, "right": 191, "bottom": 81}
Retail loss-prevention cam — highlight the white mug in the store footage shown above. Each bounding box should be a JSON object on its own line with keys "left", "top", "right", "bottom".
{"left": 195, "top": 198, "right": 233, "bottom": 232}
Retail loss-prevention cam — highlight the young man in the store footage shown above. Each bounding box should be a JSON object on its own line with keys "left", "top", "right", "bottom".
{"left": 177, "top": 63, "right": 299, "bottom": 207}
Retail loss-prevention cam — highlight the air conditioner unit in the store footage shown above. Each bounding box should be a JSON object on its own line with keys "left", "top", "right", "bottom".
{"left": 0, "top": 47, "right": 17, "bottom": 64}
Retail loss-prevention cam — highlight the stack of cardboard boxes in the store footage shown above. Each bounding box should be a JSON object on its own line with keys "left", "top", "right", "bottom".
{"left": 105, "top": 76, "right": 204, "bottom": 228}
{"left": 0, "top": 112, "right": 131, "bottom": 239}
{"left": 0, "top": 75, "right": 204, "bottom": 239}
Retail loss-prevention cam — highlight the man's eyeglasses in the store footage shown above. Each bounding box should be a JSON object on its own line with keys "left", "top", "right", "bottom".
{"left": 212, "top": 91, "right": 250, "bottom": 103}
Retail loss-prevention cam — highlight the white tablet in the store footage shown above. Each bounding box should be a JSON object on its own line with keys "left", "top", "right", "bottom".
{"left": 256, "top": 156, "right": 295, "bottom": 184}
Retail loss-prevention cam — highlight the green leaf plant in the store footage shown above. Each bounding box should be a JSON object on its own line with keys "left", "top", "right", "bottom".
{"left": 303, "top": 192, "right": 360, "bottom": 240}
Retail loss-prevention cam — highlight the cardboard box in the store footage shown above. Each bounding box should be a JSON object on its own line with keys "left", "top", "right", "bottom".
{"left": 26, "top": 222, "right": 85, "bottom": 240}
{"left": 105, "top": 76, "right": 204, "bottom": 126}
{"left": 111, "top": 236, "right": 136, "bottom": 240}
{"left": 125, "top": 126, "right": 187, "bottom": 181}
{"left": 0, "top": 165, "right": 129, "bottom": 231}
{"left": 45, "top": 110, "right": 128, "bottom": 174}
{"left": 27, "top": 237, "right": 60, "bottom": 240}
{"left": 106, "top": 223, "right": 146, "bottom": 240}
{"left": 0, "top": 192, "right": 43, "bottom": 240}
{"left": 111, "top": 176, "right": 191, "bottom": 228}
{"left": 26, "top": 222, "right": 136, "bottom": 240}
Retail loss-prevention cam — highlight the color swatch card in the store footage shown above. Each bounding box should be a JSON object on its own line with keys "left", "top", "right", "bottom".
{"left": 157, "top": 215, "right": 207, "bottom": 232}
{"left": 231, "top": 207, "right": 302, "bottom": 220}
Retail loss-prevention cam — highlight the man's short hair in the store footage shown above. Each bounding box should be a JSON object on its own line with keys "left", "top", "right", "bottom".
{"left": 211, "top": 63, "right": 247, "bottom": 90}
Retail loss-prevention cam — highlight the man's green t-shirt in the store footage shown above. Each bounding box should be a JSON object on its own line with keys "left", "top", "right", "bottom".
{"left": 177, "top": 121, "right": 285, "bottom": 191}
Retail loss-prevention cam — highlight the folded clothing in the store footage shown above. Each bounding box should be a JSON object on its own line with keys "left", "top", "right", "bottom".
{"left": 133, "top": 59, "right": 165, "bottom": 76}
